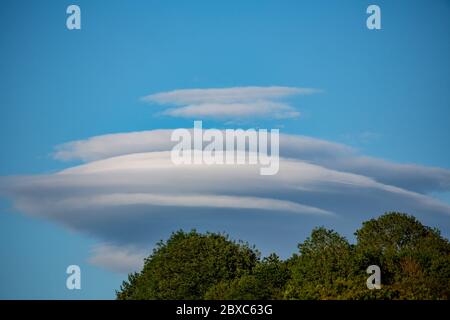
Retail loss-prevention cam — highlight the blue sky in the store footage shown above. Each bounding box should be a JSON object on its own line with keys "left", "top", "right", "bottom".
{"left": 0, "top": 0, "right": 449, "bottom": 299}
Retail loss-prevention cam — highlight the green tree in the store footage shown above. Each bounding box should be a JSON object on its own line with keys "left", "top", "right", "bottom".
{"left": 205, "top": 254, "right": 290, "bottom": 300}
{"left": 116, "top": 230, "right": 258, "bottom": 300}
{"left": 284, "top": 227, "right": 356, "bottom": 299}
{"left": 116, "top": 212, "right": 450, "bottom": 300}
{"left": 354, "top": 212, "right": 450, "bottom": 299}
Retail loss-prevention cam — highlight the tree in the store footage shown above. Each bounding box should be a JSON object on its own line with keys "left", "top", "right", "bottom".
{"left": 205, "top": 254, "right": 290, "bottom": 300}
{"left": 354, "top": 212, "right": 450, "bottom": 299}
{"left": 116, "top": 213, "right": 450, "bottom": 300}
{"left": 284, "top": 227, "right": 356, "bottom": 299}
{"left": 116, "top": 230, "right": 258, "bottom": 300}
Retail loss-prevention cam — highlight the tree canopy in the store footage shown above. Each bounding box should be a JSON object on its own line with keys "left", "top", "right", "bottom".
{"left": 117, "top": 212, "right": 450, "bottom": 300}
{"left": 116, "top": 230, "right": 258, "bottom": 300}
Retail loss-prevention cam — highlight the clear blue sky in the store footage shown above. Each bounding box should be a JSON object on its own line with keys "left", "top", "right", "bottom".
{"left": 0, "top": 0, "right": 449, "bottom": 299}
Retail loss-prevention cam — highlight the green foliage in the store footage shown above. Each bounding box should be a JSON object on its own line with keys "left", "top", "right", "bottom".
{"left": 205, "top": 254, "right": 290, "bottom": 300}
{"left": 116, "top": 230, "right": 259, "bottom": 300}
{"left": 284, "top": 227, "right": 356, "bottom": 299}
{"left": 116, "top": 213, "right": 450, "bottom": 300}
{"left": 354, "top": 212, "right": 450, "bottom": 299}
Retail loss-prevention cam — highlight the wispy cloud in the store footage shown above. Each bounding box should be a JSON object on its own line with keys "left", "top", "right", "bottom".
{"left": 143, "top": 86, "right": 318, "bottom": 104}
{"left": 88, "top": 244, "right": 146, "bottom": 273}
{"left": 142, "top": 86, "right": 319, "bottom": 120}
{"left": 163, "top": 101, "right": 300, "bottom": 119}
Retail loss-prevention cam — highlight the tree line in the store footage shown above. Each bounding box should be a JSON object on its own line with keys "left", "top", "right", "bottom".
{"left": 116, "top": 212, "right": 450, "bottom": 300}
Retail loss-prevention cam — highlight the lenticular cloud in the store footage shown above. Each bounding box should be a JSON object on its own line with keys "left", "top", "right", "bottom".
{"left": 1, "top": 129, "right": 450, "bottom": 273}
{"left": 142, "top": 86, "right": 319, "bottom": 119}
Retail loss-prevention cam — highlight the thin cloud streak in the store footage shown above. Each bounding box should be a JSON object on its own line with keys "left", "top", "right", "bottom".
{"left": 142, "top": 86, "right": 319, "bottom": 119}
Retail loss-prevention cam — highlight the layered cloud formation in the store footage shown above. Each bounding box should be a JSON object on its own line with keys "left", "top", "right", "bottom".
{"left": 2, "top": 129, "right": 450, "bottom": 273}
{"left": 1, "top": 87, "right": 450, "bottom": 273}
{"left": 54, "top": 130, "right": 450, "bottom": 193}
{"left": 142, "top": 86, "right": 319, "bottom": 119}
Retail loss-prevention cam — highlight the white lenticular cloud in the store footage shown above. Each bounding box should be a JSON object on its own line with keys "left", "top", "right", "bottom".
{"left": 3, "top": 85, "right": 450, "bottom": 274}
{"left": 2, "top": 133, "right": 450, "bottom": 273}
{"left": 54, "top": 129, "right": 174, "bottom": 162}
{"left": 142, "top": 86, "right": 318, "bottom": 119}
{"left": 163, "top": 102, "right": 300, "bottom": 119}
{"left": 52, "top": 129, "right": 450, "bottom": 194}
{"left": 143, "top": 86, "right": 319, "bottom": 104}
